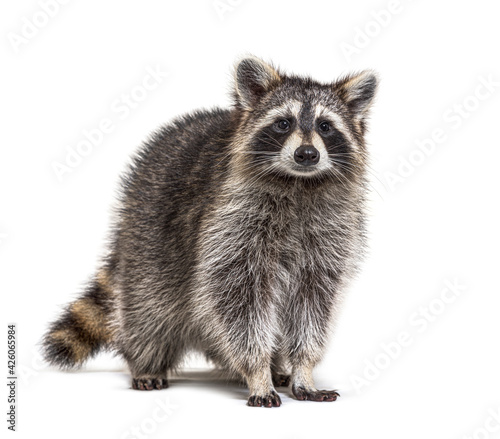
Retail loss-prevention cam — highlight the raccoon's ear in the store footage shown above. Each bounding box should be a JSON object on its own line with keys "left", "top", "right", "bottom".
{"left": 334, "top": 71, "right": 378, "bottom": 120}
{"left": 234, "top": 57, "right": 281, "bottom": 110}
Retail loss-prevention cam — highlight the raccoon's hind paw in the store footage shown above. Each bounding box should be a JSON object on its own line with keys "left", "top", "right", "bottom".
{"left": 247, "top": 390, "right": 282, "bottom": 408}
{"left": 272, "top": 373, "right": 291, "bottom": 387}
{"left": 292, "top": 385, "right": 339, "bottom": 402}
{"left": 131, "top": 377, "right": 169, "bottom": 391}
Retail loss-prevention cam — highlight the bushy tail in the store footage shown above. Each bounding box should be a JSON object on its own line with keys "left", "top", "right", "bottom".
{"left": 42, "top": 271, "right": 115, "bottom": 369}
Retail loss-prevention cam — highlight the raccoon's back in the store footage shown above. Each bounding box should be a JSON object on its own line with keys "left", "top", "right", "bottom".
{"left": 113, "top": 108, "right": 235, "bottom": 275}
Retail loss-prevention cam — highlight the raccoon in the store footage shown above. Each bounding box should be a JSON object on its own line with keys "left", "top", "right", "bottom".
{"left": 42, "top": 56, "right": 377, "bottom": 407}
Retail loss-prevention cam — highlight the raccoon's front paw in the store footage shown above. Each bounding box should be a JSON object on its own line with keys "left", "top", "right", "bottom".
{"left": 247, "top": 390, "right": 282, "bottom": 407}
{"left": 132, "top": 377, "right": 169, "bottom": 391}
{"left": 272, "top": 373, "right": 291, "bottom": 387}
{"left": 292, "top": 384, "right": 339, "bottom": 402}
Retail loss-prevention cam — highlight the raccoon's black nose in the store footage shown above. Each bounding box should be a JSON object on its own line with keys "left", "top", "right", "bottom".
{"left": 294, "top": 145, "right": 320, "bottom": 166}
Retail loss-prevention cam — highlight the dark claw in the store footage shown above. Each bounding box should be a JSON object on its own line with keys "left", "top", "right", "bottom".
{"left": 247, "top": 390, "right": 282, "bottom": 407}
{"left": 132, "top": 377, "right": 169, "bottom": 391}
{"left": 153, "top": 378, "right": 168, "bottom": 390}
{"left": 292, "top": 384, "right": 339, "bottom": 402}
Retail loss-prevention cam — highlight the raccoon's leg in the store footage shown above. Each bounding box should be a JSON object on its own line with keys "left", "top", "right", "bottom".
{"left": 223, "top": 327, "right": 281, "bottom": 407}
{"left": 208, "top": 308, "right": 281, "bottom": 406}
{"left": 291, "top": 364, "right": 339, "bottom": 402}
{"left": 120, "top": 323, "right": 182, "bottom": 391}
{"left": 196, "top": 273, "right": 281, "bottom": 406}
{"left": 245, "top": 369, "right": 281, "bottom": 408}
{"left": 124, "top": 345, "right": 172, "bottom": 390}
{"left": 284, "top": 277, "right": 340, "bottom": 402}
{"left": 271, "top": 351, "right": 291, "bottom": 387}
{"left": 206, "top": 327, "right": 280, "bottom": 406}
{"left": 116, "top": 264, "right": 190, "bottom": 391}
{"left": 125, "top": 348, "right": 174, "bottom": 391}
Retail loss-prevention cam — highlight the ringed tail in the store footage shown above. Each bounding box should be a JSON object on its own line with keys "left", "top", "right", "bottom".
{"left": 41, "top": 270, "right": 115, "bottom": 369}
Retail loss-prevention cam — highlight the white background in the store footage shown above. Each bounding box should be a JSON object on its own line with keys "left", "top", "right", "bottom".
{"left": 2, "top": 1, "right": 500, "bottom": 438}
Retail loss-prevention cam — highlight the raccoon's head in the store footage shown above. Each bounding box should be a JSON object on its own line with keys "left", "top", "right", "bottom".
{"left": 232, "top": 56, "right": 377, "bottom": 187}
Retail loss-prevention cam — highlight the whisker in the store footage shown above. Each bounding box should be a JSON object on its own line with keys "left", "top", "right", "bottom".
{"left": 329, "top": 160, "right": 384, "bottom": 200}
{"left": 238, "top": 151, "right": 280, "bottom": 155}
{"left": 256, "top": 134, "right": 285, "bottom": 150}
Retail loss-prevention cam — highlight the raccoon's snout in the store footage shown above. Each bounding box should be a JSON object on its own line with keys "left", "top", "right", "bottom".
{"left": 294, "top": 145, "right": 320, "bottom": 166}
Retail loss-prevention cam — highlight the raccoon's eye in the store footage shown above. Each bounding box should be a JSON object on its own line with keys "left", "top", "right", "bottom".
{"left": 318, "top": 121, "right": 331, "bottom": 133}
{"left": 274, "top": 119, "right": 291, "bottom": 132}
